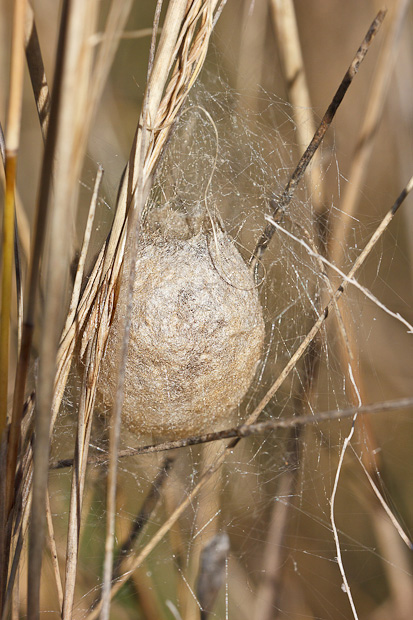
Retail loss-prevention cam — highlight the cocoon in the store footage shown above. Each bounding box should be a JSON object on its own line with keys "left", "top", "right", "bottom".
{"left": 99, "top": 208, "right": 265, "bottom": 439}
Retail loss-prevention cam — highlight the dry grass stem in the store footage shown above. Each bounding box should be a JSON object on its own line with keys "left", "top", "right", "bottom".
{"left": 45, "top": 491, "right": 64, "bottom": 612}
{"left": 25, "top": 1, "right": 105, "bottom": 615}
{"left": 270, "top": 0, "right": 324, "bottom": 212}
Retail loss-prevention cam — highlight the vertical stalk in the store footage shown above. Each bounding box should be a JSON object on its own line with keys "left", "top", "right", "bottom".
{"left": 0, "top": 0, "right": 26, "bottom": 432}
{"left": 0, "top": 0, "right": 27, "bottom": 612}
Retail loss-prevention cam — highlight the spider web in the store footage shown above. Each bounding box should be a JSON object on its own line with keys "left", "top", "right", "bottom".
{"left": 48, "top": 71, "right": 413, "bottom": 620}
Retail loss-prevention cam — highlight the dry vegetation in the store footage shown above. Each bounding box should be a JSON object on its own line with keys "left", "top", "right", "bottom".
{"left": 0, "top": 1, "right": 412, "bottom": 619}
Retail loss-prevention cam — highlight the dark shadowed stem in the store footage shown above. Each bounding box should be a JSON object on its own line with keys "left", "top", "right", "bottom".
{"left": 113, "top": 456, "right": 175, "bottom": 579}
{"left": 249, "top": 9, "right": 386, "bottom": 273}
{"left": 24, "top": 4, "right": 51, "bottom": 140}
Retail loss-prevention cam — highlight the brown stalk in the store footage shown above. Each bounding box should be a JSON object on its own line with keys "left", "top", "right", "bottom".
{"left": 28, "top": 1, "right": 101, "bottom": 617}
{"left": 249, "top": 9, "right": 386, "bottom": 272}
{"left": 83, "top": 173, "right": 413, "bottom": 618}
{"left": 0, "top": 0, "right": 27, "bottom": 609}
{"left": 61, "top": 341, "right": 97, "bottom": 619}
{"left": 53, "top": 395, "right": 413, "bottom": 467}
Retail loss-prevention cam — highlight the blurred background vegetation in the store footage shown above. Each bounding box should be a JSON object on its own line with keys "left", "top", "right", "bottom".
{"left": 0, "top": 0, "right": 412, "bottom": 618}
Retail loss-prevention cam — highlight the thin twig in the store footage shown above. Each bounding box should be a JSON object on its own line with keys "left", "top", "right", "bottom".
{"left": 329, "top": 366, "right": 362, "bottom": 620}
{"left": 353, "top": 447, "right": 412, "bottom": 550}
{"left": 52, "top": 396, "right": 413, "bottom": 468}
{"left": 249, "top": 9, "right": 387, "bottom": 272}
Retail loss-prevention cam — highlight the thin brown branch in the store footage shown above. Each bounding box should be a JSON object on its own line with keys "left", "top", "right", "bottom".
{"left": 52, "top": 396, "right": 413, "bottom": 467}
{"left": 249, "top": 9, "right": 387, "bottom": 272}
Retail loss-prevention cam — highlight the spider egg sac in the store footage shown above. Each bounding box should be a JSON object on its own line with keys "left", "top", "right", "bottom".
{"left": 99, "top": 210, "right": 265, "bottom": 440}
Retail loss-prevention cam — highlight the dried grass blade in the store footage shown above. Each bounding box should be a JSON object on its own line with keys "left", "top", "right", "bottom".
{"left": 45, "top": 491, "right": 64, "bottom": 612}
{"left": 62, "top": 341, "right": 97, "bottom": 619}
{"left": 62, "top": 166, "right": 103, "bottom": 339}
{"left": 28, "top": 1, "right": 101, "bottom": 616}
{"left": 270, "top": 0, "right": 324, "bottom": 212}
